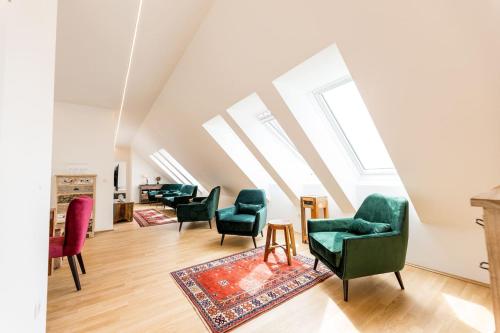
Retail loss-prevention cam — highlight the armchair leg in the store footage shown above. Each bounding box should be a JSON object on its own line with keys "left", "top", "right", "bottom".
{"left": 67, "top": 255, "right": 81, "bottom": 291}
{"left": 343, "top": 280, "right": 349, "bottom": 302}
{"left": 208, "top": 220, "right": 212, "bottom": 229}
{"left": 313, "top": 258, "right": 319, "bottom": 271}
{"left": 395, "top": 271, "right": 405, "bottom": 290}
{"left": 252, "top": 237, "right": 257, "bottom": 249}
{"left": 220, "top": 234, "right": 225, "bottom": 246}
{"left": 178, "top": 222, "right": 183, "bottom": 232}
{"left": 76, "top": 253, "right": 86, "bottom": 274}
{"left": 261, "top": 231, "right": 263, "bottom": 237}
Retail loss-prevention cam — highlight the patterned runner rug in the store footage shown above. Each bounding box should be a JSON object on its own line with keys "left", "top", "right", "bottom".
{"left": 133, "top": 209, "right": 177, "bottom": 227}
{"left": 171, "top": 247, "right": 332, "bottom": 332}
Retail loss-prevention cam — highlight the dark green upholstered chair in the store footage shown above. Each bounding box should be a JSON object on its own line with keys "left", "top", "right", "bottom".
{"left": 215, "top": 189, "right": 267, "bottom": 248}
{"left": 176, "top": 186, "right": 221, "bottom": 232}
{"left": 308, "top": 193, "right": 408, "bottom": 301}
{"left": 148, "top": 184, "right": 183, "bottom": 202}
{"left": 161, "top": 184, "right": 198, "bottom": 209}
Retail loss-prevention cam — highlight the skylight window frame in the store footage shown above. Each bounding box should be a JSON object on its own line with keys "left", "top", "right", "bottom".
{"left": 150, "top": 154, "right": 183, "bottom": 184}
{"left": 155, "top": 151, "right": 192, "bottom": 185}
{"left": 256, "top": 110, "right": 303, "bottom": 161}
{"left": 157, "top": 149, "right": 208, "bottom": 194}
{"left": 313, "top": 76, "right": 395, "bottom": 175}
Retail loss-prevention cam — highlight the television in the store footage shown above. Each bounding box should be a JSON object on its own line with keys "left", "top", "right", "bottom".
{"left": 114, "top": 164, "right": 119, "bottom": 191}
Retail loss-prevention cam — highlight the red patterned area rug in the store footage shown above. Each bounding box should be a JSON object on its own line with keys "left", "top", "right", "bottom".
{"left": 133, "top": 209, "right": 177, "bottom": 227}
{"left": 171, "top": 247, "right": 332, "bottom": 333}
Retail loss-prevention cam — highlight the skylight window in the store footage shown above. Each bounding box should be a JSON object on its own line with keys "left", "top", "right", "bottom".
{"left": 202, "top": 115, "right": 276, "bottom": 191}
{"left": 256, "top": 110, "right": 301, "bottom": 159}
{"left": 226, "top": 94, "right": 336, "bottom": 212}
{"left": 150, "top": 149, "right": 208, "bottom": 194}
{"left": 150, "top": 154, "right": 183, "bottom": 184}
{"left": 315, "top": 77, "right": 395, "bottom": 173}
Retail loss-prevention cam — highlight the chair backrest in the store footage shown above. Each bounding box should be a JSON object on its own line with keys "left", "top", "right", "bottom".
{"left": 63, "top": 196, "right": 93, "bottom": 256}
{"left": 206, "top": 186, "right": 221, "bottom": 218}
{"left": 235, "top": 189, "right": 266, "bottom": 206}
{"left": 180, "top": 184, "right": 198, "bottom": 196}
{"left": 354, "top": 193, "right": 408, "bottom": 234}
{"left": 165, "top": 184, "right": 182, "bottom": 192}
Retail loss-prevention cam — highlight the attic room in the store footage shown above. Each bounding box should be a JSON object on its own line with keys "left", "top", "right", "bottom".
{"left": 1, "top": 0, "right": 500, "bottom": 332}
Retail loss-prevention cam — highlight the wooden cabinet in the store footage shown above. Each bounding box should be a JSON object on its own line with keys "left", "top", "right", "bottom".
{"left": 139, "top": 184, "right": 163, "bottom": 203}
{"left": 54, "top": 174, "right": 96, "bottom": 238}
{"left": 114, "top": 202, "right": 134, "bottom": 223}
{"left": 471, "top": 186, "right": 500, "bottom": 331}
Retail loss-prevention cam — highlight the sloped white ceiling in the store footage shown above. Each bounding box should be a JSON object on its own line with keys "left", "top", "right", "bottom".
{"left": 55, "top": 0, "right": 138, "bottom": 109}
{"left": 54, "top": 0, "right": 214, "bottom": 145}
{"left": 116, "top": 0, "right": 214, "bottom": 146}
{"left": 131, "top": 0, "right": 500, "bottom": 281}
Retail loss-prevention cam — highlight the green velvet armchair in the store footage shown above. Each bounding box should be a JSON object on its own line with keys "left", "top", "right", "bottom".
{"left": 215, "top": 189, "right": 267, "bottom": 248}
{"left": 161, "top": 184, "right": 198, "bottom": 209}
{"left": 308, "top": 193, "right": 409, "bottom": 301}
{"left": 176, "top": 186, "right": 221, "bottom": 232}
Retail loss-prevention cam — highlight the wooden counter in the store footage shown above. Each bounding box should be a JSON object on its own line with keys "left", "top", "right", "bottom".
{"left": 471, "top": 186, "right": 500, "bottom": 331}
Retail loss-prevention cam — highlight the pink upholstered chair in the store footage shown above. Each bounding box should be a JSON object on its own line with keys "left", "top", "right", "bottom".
{"left": 49, "top": 196, "right": 93, "bottom": 291}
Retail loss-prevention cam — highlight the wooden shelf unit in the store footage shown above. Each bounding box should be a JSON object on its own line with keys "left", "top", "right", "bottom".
{"left": 139, "top": 184, "right": 163, "bottom": 203}
{"left": 54, "top": 174, "right": 97, "bottom": 238}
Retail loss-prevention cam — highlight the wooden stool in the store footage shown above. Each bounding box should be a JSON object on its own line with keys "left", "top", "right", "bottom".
{"left": 264, "top": 220, "right": 297, "bottom": 265}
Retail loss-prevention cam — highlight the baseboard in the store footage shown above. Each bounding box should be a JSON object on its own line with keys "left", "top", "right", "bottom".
{"left": 406, "top": 262, "right": 489, "bottom": 288}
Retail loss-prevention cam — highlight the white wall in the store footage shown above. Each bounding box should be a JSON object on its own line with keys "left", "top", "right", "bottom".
{"left": 133, "top": 0, "right": 500, "bottom": 283}
{"left": 52, "top": 102, "right": 115, "bottom": 231}
{"left": 0, "top": 1, "right": 57, "bottom": 331}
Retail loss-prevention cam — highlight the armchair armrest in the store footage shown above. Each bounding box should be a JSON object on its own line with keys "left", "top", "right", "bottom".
{"left": 173, "top": 195, "right": 194, "bottom": 205}
{"left": 341, "top": 231, "right": 406, "bottom": 279}
{"left": 192, "top": 197, "right": 207, "bottom": 203}
{"left": 216, "top": 205, "right": 236, "bottom": 220}
{"left": 177, "top": 202, "right": 208, "bottom": 221}
{"left": 307, "top": 218, "right": 354, "bottom": 233}
{"left": 252, "top": 206, "right": 267, "bottom": 236}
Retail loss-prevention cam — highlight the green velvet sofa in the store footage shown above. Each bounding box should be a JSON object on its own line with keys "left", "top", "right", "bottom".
{"left": 308, "top": 193, "right": 409, "bottom": 301}
{"left": 161, "top": 184, "right": 198, "bottom": 209}
{"left": 147, "top": 184, "right": 183, "bottom": 202}
{"left": 176, "top": 186, "right": 221, "bottom": 232}
{"left": 215, "top": 189, "right": 267, "bottom": 248}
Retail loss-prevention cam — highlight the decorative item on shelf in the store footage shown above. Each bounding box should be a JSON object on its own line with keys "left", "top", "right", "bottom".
{"left": 143, "top": 174, "right": 149, "bottom": 185}
{"left": 156, "top": 176, "right": 161, "bottom": 184}
{"left": 300, "top": 195, "right": 329, "bottom": 243}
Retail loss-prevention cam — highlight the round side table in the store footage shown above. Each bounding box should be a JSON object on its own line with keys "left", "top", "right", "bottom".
{"left": 264, "top": 219, "right": 297, "bottom": 265}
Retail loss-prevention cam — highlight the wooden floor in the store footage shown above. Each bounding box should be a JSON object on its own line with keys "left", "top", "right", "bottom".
{"left": 47, "top": 205, "right": 494, "bottom": 332}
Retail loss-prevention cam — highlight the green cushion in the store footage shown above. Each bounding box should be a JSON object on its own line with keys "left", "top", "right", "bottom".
{"left": 218, "top": 214, "right": 256, "bottom": 233}
{"left": 236, "top": 203, "right": 262, "bottom": 215}
{"left": 309, "top": 232, "right": 357, "bottom": 267}
{"left": 180, "top": 184, "right": 197, "bottom": 195}
{"left": 166, "top": 190, "right": 181, "bottom": 196}
{"left": 162, "top": 197, "right": 175, "bottom": 205}
{"left": 348, "top": 218, "right": 391, "bottom": 235}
